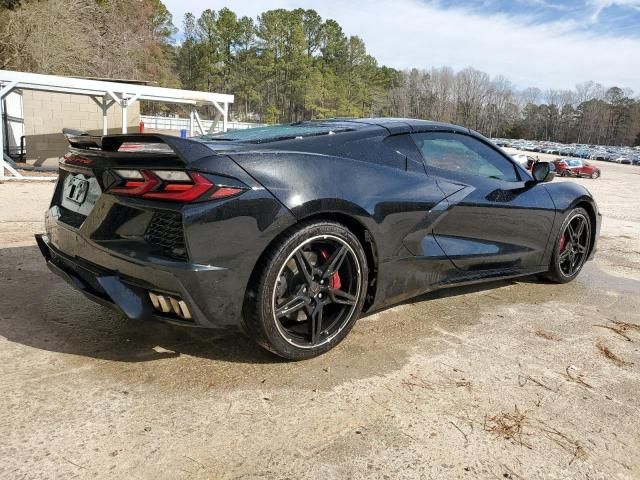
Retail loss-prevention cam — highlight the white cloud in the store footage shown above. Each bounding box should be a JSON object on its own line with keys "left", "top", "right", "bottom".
{"left": 587, "top": 0, "right": 640, "bottom": 22}
{"left": 164, "top": 0, "right": 640, "bottom": 92}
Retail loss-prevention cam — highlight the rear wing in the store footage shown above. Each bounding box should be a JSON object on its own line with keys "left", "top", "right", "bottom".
{"left": 63, "top": 128, "right": 102, "bottom": 149}
{"left": 63, "top": 130, "right": 216, "bottom": 165}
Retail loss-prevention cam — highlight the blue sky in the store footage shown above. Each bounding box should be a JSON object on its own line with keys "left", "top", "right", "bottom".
{"left": 438, "top": 0, "right": 640, "bottom": 36}
{"left": 163, "top": 0, "right": 640, "bottom": 92}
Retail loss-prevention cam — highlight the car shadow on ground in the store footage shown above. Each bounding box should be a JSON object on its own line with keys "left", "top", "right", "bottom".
{"left": 0, "top": 244, "right": 549, "bottom": 365}
{"left": 0, "top": 245, "right": 283, "bottom": 365}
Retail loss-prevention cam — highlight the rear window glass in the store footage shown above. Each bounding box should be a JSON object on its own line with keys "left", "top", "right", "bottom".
{"left": 199, "top": 123, "right": 353, "bottom": 144}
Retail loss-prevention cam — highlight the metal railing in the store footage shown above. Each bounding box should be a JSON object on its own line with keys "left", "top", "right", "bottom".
{"left": 140, "top": 115, "right": 264, "bottom": 133}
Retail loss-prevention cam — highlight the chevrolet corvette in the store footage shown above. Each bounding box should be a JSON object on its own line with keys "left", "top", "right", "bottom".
{"left": 36, "top": 119, "right": 601, "bottom": 359}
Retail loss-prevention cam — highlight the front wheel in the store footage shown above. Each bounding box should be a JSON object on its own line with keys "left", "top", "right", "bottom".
{"left": 244, "top": 221, "right": 368, "bottom": 360}
{"left": 591, "top": 171, "right": 600, "bottom": 179}
{"left": 545, "top": 208, "right": 591, "bottom": 283}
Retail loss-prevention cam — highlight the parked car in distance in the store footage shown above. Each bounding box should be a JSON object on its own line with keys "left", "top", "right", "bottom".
{"left": 511, "top": 154, "right": 555, "bottom": 178}
{"left": 511, "top": 154, "right": 530, "bottom": 168}
{"left": 554, "top": 158, "right": 601, "bottom": 179}
{"left": 492, "top": 138, "right": 638, "bottom": 167}
{"left": 614, "top": 156, "right": 632, "bottom": 165}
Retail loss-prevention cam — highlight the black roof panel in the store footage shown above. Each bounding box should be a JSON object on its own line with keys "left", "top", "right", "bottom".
{"left": 316, "top": 117, "right": 470, "bottom": 134}
{"left": 194, "top": 118, "right": 472, "bottom": 157}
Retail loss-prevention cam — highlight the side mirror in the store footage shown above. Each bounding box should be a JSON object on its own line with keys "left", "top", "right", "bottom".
{"left": 531, "top": 162, "right": 555, "bottom": 183}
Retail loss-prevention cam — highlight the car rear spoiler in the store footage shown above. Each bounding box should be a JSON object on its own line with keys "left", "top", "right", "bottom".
{"left": 63, "top": 128, "right": 102, "bottom": 149}
{"left": 63, "top": 130, "right": 216, "bottom": 165}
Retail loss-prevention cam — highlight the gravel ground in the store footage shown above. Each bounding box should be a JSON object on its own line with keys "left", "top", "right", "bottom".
{"left": 1, "top": 156, "right": 639, "bottom": 479}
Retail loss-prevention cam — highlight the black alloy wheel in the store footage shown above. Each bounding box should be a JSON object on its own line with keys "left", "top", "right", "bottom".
{"left": 272, "top": 235, "right": 361, "bottom": 348}
{"left": 546, "top": 208, "right": 591, "bottom": 283}
{"left": 244, "top": 221, "right": 368, "bottom": 360}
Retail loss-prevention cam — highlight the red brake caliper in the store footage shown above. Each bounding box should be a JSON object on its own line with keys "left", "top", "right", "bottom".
{"left": 559, "top": 232, "right": 567, "bottom": 252}
{"left": 319, "top": 249, "right": 342, "bottom": 290}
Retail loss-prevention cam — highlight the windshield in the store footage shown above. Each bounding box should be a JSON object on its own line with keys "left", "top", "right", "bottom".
{"left": 567, "top": 159, "right": 581, "bottom": 167}
{"left": 199, "top": 123, "right": 353, "bottom": 144}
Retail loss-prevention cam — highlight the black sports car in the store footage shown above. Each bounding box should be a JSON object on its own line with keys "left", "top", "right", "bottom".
{"left": 36, "top": 118, "right": 601, "bottom": 359}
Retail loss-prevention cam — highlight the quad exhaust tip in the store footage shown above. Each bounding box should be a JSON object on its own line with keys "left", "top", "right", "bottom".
{"left": 148, "top": 292, "right": 192, "bottom": 321}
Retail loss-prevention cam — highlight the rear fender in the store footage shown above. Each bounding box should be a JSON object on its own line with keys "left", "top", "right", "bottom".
{"left": 230, "top": 151, "right": 461, "bottom": 309}
{"left": 229, "top": 151, "right": 449, "bottom": 262}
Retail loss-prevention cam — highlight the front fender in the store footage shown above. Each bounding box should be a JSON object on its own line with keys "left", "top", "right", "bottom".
{"left": 543, "top": 182, "right": 601, "bottom": 261}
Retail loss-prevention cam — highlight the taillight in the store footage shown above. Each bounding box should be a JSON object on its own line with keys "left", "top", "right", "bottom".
{"left": 143, "top": 172, "right": 214, "bottom": 202}
{"left": 62, "top": 154, "right": 92, "bottom": 166}
{"left": 109, "top": 170, "right": 160, "bottom": 196}
{"left": 107, "top": 169, "right": 245, "bottom": 202}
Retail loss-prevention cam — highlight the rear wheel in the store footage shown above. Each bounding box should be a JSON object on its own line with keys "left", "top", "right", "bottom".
{"left": 244, "top": 221, "right": 368, "bottom": 360}
{"left": 546, "top": 208, "right": 591, "bottom": 283}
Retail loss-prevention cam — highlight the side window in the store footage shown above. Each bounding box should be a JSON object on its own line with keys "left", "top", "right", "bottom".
{"left": 411, "top": 132, "right": 520, "bottom": 182}
{"left": 383, "top": 134, "right": 422, "bottom": 160}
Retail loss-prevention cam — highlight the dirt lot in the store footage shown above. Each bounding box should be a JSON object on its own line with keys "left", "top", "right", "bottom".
{"left": 1, "top": 156, "right": 639, "bottom": 480}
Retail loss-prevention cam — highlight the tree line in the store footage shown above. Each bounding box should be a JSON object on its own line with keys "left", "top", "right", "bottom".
{"left": 175, "top": 7, "right": 398, "bottom": 123}
{"left": 389, "top": 69, "right": 640, "bottom": 146}
{"left": 1, "top": 2, "right": 639, "bottom": 146}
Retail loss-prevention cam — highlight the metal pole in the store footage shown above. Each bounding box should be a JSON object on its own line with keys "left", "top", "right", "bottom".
{"left": 193, "top": 110, "right": 205, "bottom": 136}
{"left": 208, "top": 112, "right": 220, "bottom": 134}
{"left": 121, "top": 97, "right": 128, "bottom": 134}
{"left": 0, "top": 88, "right": 5, "bottom": 180}
{"left": 189, "top": 109, "right": 195, "bottom": 137}
{"left": 102, "top": 96, "right": 108, "bottom": 135}
{"left": 223, "top": 102, "right": 229, "bottom": 132}
{"left": 1, "top": 81, "right": 25, "bottom": 179}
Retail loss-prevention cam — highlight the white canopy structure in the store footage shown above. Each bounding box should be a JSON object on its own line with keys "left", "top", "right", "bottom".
{"left": 0, "top": 70, "right": 234, "bottom": 180}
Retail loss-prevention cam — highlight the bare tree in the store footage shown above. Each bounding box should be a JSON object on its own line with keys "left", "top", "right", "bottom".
{"left": 386, "top": 66, "right": 639, "bottom": 146}
{"left": 0, "top": 0, "right": 176, "bottom": 83}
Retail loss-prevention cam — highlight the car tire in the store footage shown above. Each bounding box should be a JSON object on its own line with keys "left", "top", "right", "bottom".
{"left": 545, "top": 207, "right": 592, "bottom": 284}
{"left": 243, "top": 221, "right": 368, "bottom": 360}
{"left": 591, "top": 171, "right": 600, "bottom": 179}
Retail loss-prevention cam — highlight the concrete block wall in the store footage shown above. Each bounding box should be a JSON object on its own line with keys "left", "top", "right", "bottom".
{"left": 22, "top": 90, "right": 140, "bottom": 167}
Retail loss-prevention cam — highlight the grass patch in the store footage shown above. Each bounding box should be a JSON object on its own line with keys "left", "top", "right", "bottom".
{"left": 485, "top": 405, "right": 531, "bottom": 448}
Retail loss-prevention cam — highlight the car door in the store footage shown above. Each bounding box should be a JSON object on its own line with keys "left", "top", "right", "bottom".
{"left": 411, "top": 131, "right": 556, "bottom": 273}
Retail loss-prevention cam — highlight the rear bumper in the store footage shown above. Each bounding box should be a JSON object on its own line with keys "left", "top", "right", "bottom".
{"left": 36, "top": 231, "right": 239, "bottom": 329}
